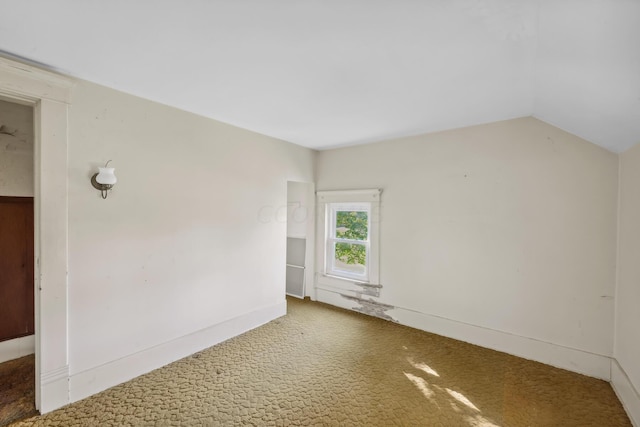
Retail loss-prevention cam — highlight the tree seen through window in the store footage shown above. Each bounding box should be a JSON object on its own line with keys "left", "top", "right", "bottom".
{"left": 335, "top": 211, "right": 368, "bottom": 268}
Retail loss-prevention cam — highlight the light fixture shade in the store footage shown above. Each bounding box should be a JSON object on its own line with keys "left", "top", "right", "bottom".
{"left": 96, "top": 167, "right": 117, "bottom": 185}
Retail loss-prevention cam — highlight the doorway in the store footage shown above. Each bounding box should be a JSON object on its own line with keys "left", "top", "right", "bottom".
{"left": 0, "top": 99, "right": 37, "bottom": 425}
{"left": 286, "top": 181, "right": 315, "bottom": 300}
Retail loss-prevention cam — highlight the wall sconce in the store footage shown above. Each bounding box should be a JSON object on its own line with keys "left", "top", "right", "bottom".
{"left": 91, "top": 160, "right": 117, "bottom": 199}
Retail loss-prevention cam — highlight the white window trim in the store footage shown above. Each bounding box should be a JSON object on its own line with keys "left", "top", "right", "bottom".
{"left": 316, "top": 189, "right": 381, "bottom": 288}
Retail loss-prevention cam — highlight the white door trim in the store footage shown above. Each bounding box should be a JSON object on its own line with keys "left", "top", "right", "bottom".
{"left": 0, "top": 55, "right": 75, "bottom": 413}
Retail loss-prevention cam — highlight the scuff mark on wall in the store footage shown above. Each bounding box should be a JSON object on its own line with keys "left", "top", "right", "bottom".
{"left": 341, "top": 294, "right": 397, "bottom": 322}
{"left": 354, "top": 282, "right": 382, "bottom": 297}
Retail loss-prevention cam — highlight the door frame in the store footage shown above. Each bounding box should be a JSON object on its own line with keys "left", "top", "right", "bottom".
{"left": 285, "top": 181, "right": 316, "bottom": 300}
{"left": 0, "top": 56, "right": 74, "bottom": 413}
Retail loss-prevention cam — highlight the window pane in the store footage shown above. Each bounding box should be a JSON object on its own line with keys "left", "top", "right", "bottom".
{"left": 335, "top": 210, "right": 368, "bottom": 241}
{"left": 333, "top": 242, "right": 367, "bottom": 276}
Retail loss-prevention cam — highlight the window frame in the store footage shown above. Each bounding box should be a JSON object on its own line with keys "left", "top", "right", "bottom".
{"left": 316, "top": 189, "right": 381, "bottom": 286}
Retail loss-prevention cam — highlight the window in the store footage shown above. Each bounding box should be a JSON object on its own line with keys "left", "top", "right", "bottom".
{"left": 317, "top": 189, "right": 381, "bottom": 285}
{"left": 326, "top": 203, "right": 371, "bottom": 281}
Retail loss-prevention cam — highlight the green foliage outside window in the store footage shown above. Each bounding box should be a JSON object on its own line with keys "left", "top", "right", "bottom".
{"left": 335, "top": 211, "right": 368, "bottom": 266}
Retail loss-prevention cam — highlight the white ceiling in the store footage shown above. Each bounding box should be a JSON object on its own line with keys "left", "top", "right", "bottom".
{"left": 0, "top": 0, "right": 638, "bottom": 152}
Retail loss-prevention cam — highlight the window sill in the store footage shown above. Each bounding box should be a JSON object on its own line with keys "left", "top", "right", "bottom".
{"left": 319, "top": 273, "right": 381, "bottom": 288}
{"left": 324, "top": 273, "right": 368, "bottom": 284}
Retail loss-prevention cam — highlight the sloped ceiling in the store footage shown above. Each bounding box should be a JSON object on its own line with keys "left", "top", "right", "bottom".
{"left": 0, "top": 0, "right": 638, "bottom": 151}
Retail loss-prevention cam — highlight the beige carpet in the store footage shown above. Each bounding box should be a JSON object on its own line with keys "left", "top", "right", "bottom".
{"left": 11, "top": 297, "right": 631, "bottom": 426}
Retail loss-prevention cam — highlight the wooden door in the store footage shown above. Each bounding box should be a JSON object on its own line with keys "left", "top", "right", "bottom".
{"left": 0, "top": 197, "right": 34, "bottom": 342}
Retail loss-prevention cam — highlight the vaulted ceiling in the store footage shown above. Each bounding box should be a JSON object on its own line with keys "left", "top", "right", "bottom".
{"left": 0, "top": 0, "right": 638, "bottom": 152}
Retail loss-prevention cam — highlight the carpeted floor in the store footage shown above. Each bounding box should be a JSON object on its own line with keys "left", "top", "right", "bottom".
{"left": 7, "top": 297, "right": 632, "bottom": 426}
{"left": 0, "top": 355, "right": 37, "bottom": 426}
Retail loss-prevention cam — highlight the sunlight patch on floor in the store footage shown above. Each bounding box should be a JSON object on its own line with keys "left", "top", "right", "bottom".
{"left": 408, "top": 358, "right": 440, "bottom": 377}
{"left": 404, "top": 372, "right": 435, "bottom": 402}
{"left": 466, "top": 414, "right": 501, "bottom": 427}
{"left": 445, "top": 388, "right": 480, "bottom": 411}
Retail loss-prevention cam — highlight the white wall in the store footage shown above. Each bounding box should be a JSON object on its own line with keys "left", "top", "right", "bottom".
{"left": 0, "top": 335, "right": 35, "bottom": 364}
{"left": 614, "top": 143, "right": 640, "bottom": 425}
{"left": 287, "top": 181, "right": 312, "bottom": 239}
{"left": 65, "top": 80, "right": 315, "bottom": 397}
{"left": 0, "top": 99, "right": 33, "bottom": 196}
{"left": 316, "top": 117, "right": 618, "bottom": 378}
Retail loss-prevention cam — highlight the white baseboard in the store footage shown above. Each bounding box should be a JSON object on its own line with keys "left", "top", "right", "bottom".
{"left": 316, "top": 288, "right": 611, "bottom": 380}
{"left": 611, "top": 359, "right": 640, "bottom": 427}
{"left": 0, "top": 335, "right": 35, "bottom": 363}
{"left": 69, "top": 300, "right": 287, "bottom": 403}
{"left": 40, "top": 365, "right": 70, "bottom": 414}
